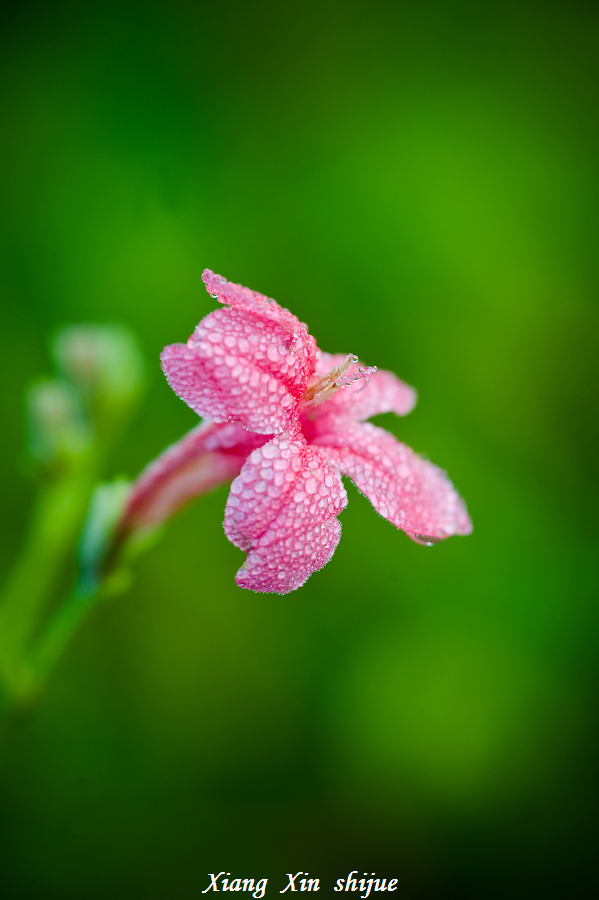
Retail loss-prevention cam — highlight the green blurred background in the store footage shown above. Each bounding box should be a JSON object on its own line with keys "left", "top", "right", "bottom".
{"left": 1, "top": 0, "right": 598, "bottom": 896}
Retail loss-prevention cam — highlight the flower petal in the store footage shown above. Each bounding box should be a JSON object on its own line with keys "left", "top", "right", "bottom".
{"left": 313, "top": 420, "right": 472, "bottom": 540}
{"left": 306, "top": 351, "right": 417, "bottom": 423}
{"left": 224, "top": 430, "right": 348, "bottom": 593}
{"left": 160, "top": 335, "right": 293, "bottom": 435}
{"left": 161, "top": 271, "right": 318, "bottom": 434}
{"left": 202, "top": 269, "right": 317, "bottom": 394}
{"left": 123, "top": 422, "right": 267, "bottom": 530}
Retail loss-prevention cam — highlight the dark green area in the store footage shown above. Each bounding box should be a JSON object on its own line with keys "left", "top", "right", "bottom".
{"left": 1, "top": 1, "right": 598, "bottom": 896}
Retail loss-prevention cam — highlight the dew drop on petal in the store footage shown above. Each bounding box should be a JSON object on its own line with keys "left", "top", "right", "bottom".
{"left": 407, "top": 532, "right": 444, "bottom": 546}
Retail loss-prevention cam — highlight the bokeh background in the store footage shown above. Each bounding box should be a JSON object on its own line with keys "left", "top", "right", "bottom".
{"left": 1, "top": 0, "right": 598, "bottom": 897}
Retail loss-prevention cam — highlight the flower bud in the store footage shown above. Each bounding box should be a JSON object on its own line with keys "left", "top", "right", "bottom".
{"left": 27, "top": 379, "right": 91, "bottom": 467}
{"left": 53, "top": 324, "right": 144, "bottom": 426}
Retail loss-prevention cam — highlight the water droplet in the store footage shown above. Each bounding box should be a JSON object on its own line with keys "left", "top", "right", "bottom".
{"left": 407, "top": 533, "right": 444, "bottom": 546}
{"left": 210, "top": 293, "right": 218, "bottom": 299}
{"left": 352, "top": 355, "right": 359, "bottom": 363}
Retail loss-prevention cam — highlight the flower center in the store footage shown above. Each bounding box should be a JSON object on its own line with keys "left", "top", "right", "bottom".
{"left": 299, "top": 354, "right": 377, "bottom": 410}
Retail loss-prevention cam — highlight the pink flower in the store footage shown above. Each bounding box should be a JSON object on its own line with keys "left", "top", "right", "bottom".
{"left": 124, "top": 270, "right": 471, "bottom": 594}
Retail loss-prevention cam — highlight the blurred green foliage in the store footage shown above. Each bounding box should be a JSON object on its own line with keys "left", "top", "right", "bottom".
{"left": 0, "top": 320, "right": 142, "bottom": 708}
{"left": 0, "top": 0, "right": 598, "bottom": 897}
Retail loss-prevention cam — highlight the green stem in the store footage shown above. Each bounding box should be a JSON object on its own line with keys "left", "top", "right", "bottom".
{"left": 14, "top": 566, "right": 133, "bottom": 709}
{"left": 18, "top": 582, "right": 100, "bottom": 703}
{"left": 2, "top": 581, "right": 127, "bottom": 715}
{"left": 0, "top": 463, "right": 94, "bottom": 698}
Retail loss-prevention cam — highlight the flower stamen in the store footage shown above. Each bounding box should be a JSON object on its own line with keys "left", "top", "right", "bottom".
{"left": 300, "top": 354, "right": 377, "bottom": 409}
